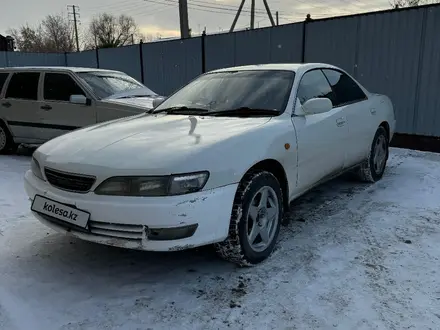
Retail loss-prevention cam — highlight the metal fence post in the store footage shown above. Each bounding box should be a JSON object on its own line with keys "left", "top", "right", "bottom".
{"left": 95, "top": 47, "right": 100, "bottom": 68}
{"left": 201, "top": 30, "right": 206, "bottom": 73}
{"left": 301, "top": 21, "right": 307, "bottom": 63}
{"left": 412, "top": 7, "right": 429, "bottom": 135}
{"left": 139, "top": 40, "right": 145, "bottom": 84}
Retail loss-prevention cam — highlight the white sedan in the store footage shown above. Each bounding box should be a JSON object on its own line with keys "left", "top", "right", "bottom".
{"left": 24, "top": 63, "right": 396, "bottom": 266}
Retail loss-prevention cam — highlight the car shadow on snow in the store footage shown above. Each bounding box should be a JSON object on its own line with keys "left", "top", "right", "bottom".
{"left": 12, "top": 173, "right": 370, "bottom": 279}
{"left": 6, "top": 160, "right": 404, "bottom": 328}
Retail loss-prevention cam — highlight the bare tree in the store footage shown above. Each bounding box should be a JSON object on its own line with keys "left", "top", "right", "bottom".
{"left": 390, "top": 0, "right": 439, "bottom": 7}
{"left": 8, "top": 14, "right": 75, "bottom": 52}
{"left": 42, "top": 15, "right": 75, "bottom": 52}
{"left": 88, "top": 13, "right": 139, "bottom": 48}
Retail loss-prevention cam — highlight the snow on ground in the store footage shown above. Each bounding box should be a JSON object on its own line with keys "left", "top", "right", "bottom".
{"left": 1, "top": 148, "right": 440, "bottom": 330}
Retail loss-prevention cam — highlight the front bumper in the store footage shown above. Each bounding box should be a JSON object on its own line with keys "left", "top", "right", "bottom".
{"left": 24, "top": 170, "right": 238, "bottom": 251}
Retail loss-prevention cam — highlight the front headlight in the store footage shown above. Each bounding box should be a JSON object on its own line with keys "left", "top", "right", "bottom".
{"left": 31, "top": 157, "right": 45, "bottom": 181}
{"left": 94, "top": 171, "right": 209, "bottom": 197}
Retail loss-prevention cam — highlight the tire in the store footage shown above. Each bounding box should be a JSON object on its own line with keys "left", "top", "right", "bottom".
{"left": 215, "top": 171, "right": 283, "bottom": 266}
{"left": 0, "top": 122, "right": 15, "bottom": 155}
{"left": 355, "top": 126, "right": 389, "bottom": 183}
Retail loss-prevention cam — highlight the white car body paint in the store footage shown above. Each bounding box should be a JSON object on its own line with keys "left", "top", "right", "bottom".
{"left": 24, "top": 63, "right": 396, "bottom": 252}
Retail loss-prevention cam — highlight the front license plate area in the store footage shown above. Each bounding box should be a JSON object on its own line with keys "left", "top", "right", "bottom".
{"left": 31, "top": 194, "right": 90, "bottom": 228}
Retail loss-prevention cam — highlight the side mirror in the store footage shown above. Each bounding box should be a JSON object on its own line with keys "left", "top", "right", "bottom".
{"left": 152, "top": 96, "right": 166, "bottom": 108}
{"left": 302, "top": 98, "right": 332, "bottom": 115}
{"left": 70, "top": 94, "right": 89, "bottom": 105}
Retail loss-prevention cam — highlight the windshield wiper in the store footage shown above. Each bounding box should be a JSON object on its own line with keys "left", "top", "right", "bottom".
{"left": 206, "top": 107, "right": 279, "bottom": 117}
{"left": 116, "top": 94, "right": 155, "bottom": 99}
{"left": 149, "top": 106, "right": 209, "bottom": 115}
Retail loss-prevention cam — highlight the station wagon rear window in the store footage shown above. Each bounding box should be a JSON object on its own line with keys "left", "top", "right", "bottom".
{"left": 5, "top": 72, "right": 40, "bottom": 100}
{"left": 0, "top": 72, "right": 9, "bottom": 94}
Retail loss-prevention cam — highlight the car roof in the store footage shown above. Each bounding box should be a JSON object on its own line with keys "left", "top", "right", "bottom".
{"left": 0, "top": 66, "right": 122, "bottom": 74}
{"left": 209, "top": 63, "right": 340, "bottom": 74}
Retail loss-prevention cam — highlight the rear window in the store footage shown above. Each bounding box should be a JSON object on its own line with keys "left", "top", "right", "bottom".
{"left": 5, "top": 72, "right": 40, "bottom": 100}
{"left": 0, "top": 72, "right": 9, "bottom": 94}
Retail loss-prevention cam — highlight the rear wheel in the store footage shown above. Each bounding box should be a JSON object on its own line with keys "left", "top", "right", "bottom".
{"left": 0, "top": 122, "right": 17, "bottom": 155}
{"left": 355, "top": 126, "right": 389, "bottom": 183}
{"left": 215, "top": 171, "right": 283, "bottom": 266}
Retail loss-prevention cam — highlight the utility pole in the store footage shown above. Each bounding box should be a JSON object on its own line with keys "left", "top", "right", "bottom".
{"left": 230, "top": 0, "right": 276, "bottom": 32}
{"left": 250, "top": 0, "right": 255, "bottom": 30}
{"left": 68, "top": 5, "right": 80, "bottom": 52}
{"left": 276, "top": 11, "right": 279, "bottom": 25}
{"left": 178, "top": 0, "right": 190, "bottom": 39}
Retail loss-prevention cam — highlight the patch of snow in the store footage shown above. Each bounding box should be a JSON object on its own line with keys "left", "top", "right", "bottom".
{"left": 1, "top": 148, "right": 440, "bottom": 329}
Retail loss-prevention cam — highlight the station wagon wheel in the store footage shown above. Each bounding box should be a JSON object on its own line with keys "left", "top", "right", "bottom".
{"left": 0, "top": 126, "right": 6, "bottom": 152}
{"left": 215, "top": 170, "right": 283, "bottom": 266}
{"left": 355, "top": 126, "right": 389, "bottom": 183}
{"left": 0, "top": 122, "right": 15, "bottom": 154}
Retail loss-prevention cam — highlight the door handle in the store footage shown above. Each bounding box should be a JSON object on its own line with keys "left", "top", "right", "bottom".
{"left": 40, "top": 105, "right": 52, "bottom": 111}
{"left": 1, "top": 102, "right": 11, "bottom": 108}
{"left": 336, "top": 117, "right": 346, "bottom": 127}
{"left": 370, "top": 108, "right": 377, "bottom": 115}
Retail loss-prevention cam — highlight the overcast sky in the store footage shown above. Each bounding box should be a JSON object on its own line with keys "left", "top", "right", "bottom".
{"left": 2, "top": 0, "right": 391, "bottom": 38}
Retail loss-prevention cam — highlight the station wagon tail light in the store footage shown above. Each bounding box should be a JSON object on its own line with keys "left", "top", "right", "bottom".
{"left": 94, "top": 171, "right": 209, "bottom": 197}
{"left": 31, "top": 157, "right": 45, "bottom": 181}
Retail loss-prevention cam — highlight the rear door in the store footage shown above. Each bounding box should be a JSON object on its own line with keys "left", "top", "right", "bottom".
{"left": 292, "top": 69, "right": 349, "bottom": 192}
{"left": 1, "top": 71, "right": 43, "bottom": 143}
{"left": 321, "top": 69, "right": 374, "bottom": 167}
{"left": 39, "top": 71, "right": 96, "bottom": 141}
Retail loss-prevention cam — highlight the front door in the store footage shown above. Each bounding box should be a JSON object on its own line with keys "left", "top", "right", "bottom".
{"left": 38, "top": 72, "right": 96, "bottom": 141}
{"left": 291, "top": 69, "right": 349, "bottom": 192}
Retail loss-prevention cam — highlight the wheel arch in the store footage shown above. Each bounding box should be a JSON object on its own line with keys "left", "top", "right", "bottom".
{"left": 241, "top": 159, "right": 289, "bottom": 210}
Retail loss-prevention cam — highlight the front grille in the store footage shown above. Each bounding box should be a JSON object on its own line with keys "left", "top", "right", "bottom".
{"left": 45, "top": 167, "right": 96, "bottom": 193}
{"left": 88, "top": 221, "right": 144, "bottom": 241}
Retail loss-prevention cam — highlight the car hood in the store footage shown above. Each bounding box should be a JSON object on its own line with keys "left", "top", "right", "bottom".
{"left": 101, "top": 95, "right": 160, "bottom": 109}
{"left": 36, "top": 114, "right": 272, "bottom": 176}
{"left": 103, "top": 87, "right": 157, "bottom": 100}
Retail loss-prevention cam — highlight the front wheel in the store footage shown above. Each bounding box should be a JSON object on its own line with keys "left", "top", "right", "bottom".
{"left": 355, "top": 126, "right": 389, "bottom": 183}
{"left": 214, "top": 171, "right": 283, "bottom": 266}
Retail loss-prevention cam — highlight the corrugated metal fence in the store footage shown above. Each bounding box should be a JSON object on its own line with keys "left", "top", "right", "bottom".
{"left": 1, "top": 4, "right": 440, "bottom": 137}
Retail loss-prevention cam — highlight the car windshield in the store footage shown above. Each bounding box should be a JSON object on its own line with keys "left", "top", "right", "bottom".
{"left": 78, "top": 71, "right": 150, "bottom": 99}
{"left": 153, "top": 70, "right": 295, "bottom": 115}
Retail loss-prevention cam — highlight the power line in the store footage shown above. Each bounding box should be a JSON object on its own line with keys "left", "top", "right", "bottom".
{"left": 86, "top": 0, "right": 167, "bottom": 15}
{"left": 143, "top": 0, "right": 289, "bottom": 19}
{"left": 188, "top": 0, "right": 289, "bottom": 15}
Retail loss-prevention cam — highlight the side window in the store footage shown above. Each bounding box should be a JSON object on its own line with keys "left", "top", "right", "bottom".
{"left": 44, "top": 73, "right": 85, "bottom": 102}
{"left": 297, "top": 70, "right": 337, "bottom": 106}
{"left": 5, "top": 72, "right": 40, "bottom": 100}
{"left": 0, "top": 73, "right": 9, "bottom": 94}
{"left": 322, "top": 69, "right": 367, "bottom": 106}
